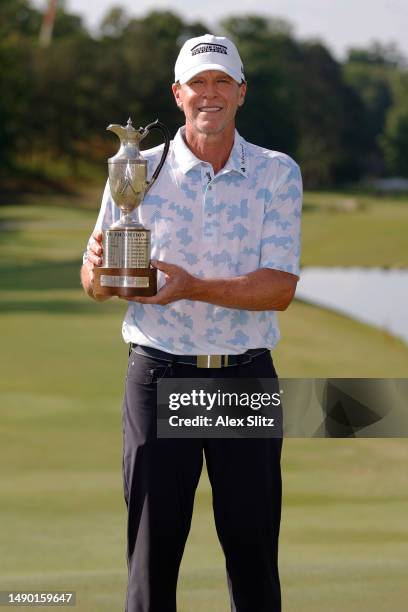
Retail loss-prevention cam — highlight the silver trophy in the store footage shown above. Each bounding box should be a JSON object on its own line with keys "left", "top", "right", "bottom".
{"left": 94, "top": 118, "right": 170, "bottom": 297}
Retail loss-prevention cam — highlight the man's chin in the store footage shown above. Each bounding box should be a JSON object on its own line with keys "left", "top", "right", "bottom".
{"left": 195, "top": 122, "right": 226, "bottom": 136}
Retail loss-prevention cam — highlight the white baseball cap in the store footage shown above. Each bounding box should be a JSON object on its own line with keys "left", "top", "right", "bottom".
{"left": 174, "top": 34, "right": 245, "bottom": 84}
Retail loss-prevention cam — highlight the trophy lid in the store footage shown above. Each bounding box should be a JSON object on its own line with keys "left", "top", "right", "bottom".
{"left": 107, "top": 118, "right": 147, "bottom": 164}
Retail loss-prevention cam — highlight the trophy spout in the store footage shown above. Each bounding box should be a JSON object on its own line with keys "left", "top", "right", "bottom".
{"left": 107, "top": 118, "right": 145, "bottom": 161}
{"left": 106, "top": 124, "right": 128, "bottom": 141}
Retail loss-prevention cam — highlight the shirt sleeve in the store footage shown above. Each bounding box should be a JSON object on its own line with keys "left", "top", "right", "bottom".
{"left": 82, "top": 180, "right": 119, "bottom": 264}
{"left": 259, "top": 156, "right": 302, "bottom": 277}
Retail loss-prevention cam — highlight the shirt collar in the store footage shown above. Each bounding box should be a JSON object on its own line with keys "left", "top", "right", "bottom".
{"left": 173, "top": 127, "right": 202, "bottom": 174}
{"left": 223, "top": 130, "right": 248, "bottom": 178}
{"left": 173, "top": 126, "right": 248, "bottom": 178}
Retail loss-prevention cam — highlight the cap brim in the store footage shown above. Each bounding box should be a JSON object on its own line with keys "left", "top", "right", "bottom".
{"left": 177, "top": 64, "right": 244, "bottom": 84}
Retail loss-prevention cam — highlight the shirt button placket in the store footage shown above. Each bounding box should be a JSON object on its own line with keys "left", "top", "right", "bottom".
{"left": 202, "top": 166, "right": 217, "bottom": 241}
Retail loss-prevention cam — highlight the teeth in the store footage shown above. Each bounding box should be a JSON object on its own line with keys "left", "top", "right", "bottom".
{"left": 199, "top": 107, "right": 221, "bottom": 112}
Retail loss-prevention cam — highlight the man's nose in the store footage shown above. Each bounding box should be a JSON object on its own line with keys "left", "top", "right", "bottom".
{"left": 202, "top": 82, "right": 217, "bottom": 98}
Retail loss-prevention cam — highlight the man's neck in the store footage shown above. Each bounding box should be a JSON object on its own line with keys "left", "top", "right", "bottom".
{"left": 184, "top": 125, "right": 236, "bottom": 174}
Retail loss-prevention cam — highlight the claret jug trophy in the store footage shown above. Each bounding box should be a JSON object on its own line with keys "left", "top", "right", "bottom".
{"left": 94, "top": 118, "right": 170, "bottom": 297}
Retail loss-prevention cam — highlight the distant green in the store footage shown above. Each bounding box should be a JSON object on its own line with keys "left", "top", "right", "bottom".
{"left": 302, "top": 191, "right": 408, "bottom": 267}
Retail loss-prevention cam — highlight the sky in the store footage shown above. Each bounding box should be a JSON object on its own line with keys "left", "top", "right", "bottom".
{"left": 33, "top": 0, "right": 408, "bottom": 61}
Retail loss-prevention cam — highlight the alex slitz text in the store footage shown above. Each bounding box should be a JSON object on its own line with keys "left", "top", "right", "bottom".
{"left": 168, "top": 414, "right": 275, "bottom": 428}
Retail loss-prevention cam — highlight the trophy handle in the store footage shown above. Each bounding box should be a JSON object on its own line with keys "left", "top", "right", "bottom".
{"left": 143, "top": 120, "right": 171, "bottom": 193}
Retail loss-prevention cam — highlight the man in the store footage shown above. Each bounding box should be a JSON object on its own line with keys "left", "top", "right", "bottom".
{"left": 81, "top": 34, "right": 302, "bottom": 612}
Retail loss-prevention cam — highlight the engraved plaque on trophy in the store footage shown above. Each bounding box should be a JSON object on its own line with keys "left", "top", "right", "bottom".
{"left": 94, "top": 118, "right": 170, "bottom": 297}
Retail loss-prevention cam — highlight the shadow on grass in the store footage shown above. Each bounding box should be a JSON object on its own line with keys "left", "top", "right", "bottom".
{"left": 1, "top": 261, "right": 125, "bottom": 314}
{"left": 1, "top": 261, "right": 82, "bottom": 291}
{"left": 0, "top": 299, "right": 102, "bottom": 314}
{"left": 0, "top": 167, "right": 82, "bottom": 204}
{"left": 301, "top": 202, "right": 321, "bottom": 213}
{"left": 0, "top": 261, "right": 125, "bottom": 314}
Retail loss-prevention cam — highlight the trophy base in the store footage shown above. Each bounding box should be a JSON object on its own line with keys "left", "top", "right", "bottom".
{"left": 94, "top": 267, "right": 157, "bottom": 297}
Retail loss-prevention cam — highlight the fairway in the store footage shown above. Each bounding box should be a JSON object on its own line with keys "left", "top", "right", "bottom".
{"left": 1, "top": 199, "right": 408, "bottom": 611}
{"left": 302, "top": 191, "right": 408, "bottom": 267}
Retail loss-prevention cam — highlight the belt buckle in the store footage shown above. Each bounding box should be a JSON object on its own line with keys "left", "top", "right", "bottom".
{"left": 197, "top": 355, "right": 222, "bottom": 368}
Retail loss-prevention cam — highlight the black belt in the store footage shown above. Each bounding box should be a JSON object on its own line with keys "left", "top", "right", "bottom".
{"left": 129, "top": 344, "right": 269, "bottom": 369}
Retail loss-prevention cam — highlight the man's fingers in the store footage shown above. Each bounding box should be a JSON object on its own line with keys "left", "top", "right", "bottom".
{"left": 90, "top": 230, "right": 103, "bottom": 255}
{"left": 120, "top": 295, "right": 160, "bottom": 304}
{"left": 89, "top": 242, "right": 103, "bottom": 257}
{"left": 151, "top": 259, "right": 176, "bottom": 273}
{"left": 86, "top": 250, "right": 102, "bottom": 267}
{"left": 120, "top": 283, "right": 172, "bottom": 305}
{"left": 90, "top": 237, "right": 103, "bottom": 254}
{"left": 87, "top": 231, "right": 103, "bottom": 264}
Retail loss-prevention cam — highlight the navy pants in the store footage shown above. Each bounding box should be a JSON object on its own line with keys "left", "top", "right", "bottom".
{"left": 122, "top": 349, "right": 283, "bottom": 612}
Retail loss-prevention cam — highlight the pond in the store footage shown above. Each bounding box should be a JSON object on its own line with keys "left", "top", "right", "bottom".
{"left": 296, "top": 267, "right": 408, "bottom": 344}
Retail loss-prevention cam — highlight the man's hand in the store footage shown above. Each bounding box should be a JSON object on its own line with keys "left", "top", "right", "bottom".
{"left": 80, "top": 230, "right": 110, "bottom": 301}
{"left": 123, "top": 260, "right": 196, "bottom": 305}
{"left": 86, "top": 230, "right": 104, "bottom": 280}
{"left": 122, "top": 260, "right": 298, "bottom": 311}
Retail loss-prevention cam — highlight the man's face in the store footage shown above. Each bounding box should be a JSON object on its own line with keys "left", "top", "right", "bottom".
{"left": 172, "top": 70, "right": 246, "bottom": 136}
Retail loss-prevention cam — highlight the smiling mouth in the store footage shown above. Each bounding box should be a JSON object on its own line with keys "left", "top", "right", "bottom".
{"left": 198, "top": 106, "right": 222, "bottom": 112}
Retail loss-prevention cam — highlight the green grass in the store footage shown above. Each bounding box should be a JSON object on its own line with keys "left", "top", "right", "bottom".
{"left": 1, "top": 195, "right": 408, "bottom": 611}
{"left": 275, "top": 300, "right": 408, "bottom": 377}
{"left": 302, "top": 191, "right": 408, "bottom": 267}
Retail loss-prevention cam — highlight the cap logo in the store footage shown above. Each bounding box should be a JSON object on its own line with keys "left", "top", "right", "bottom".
{"left": 191, "top": 42, "right": 228, "bottom": 56}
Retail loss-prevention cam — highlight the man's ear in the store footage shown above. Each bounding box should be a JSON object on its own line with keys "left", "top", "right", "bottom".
{"left": 238, "top": 81, "right": 247, "bottom": 107}
{"left": 172, "top": 82, "right": 183, "bottom": 110}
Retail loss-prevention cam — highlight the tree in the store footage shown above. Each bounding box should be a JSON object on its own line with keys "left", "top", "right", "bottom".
{"left": 347, "top": 42, "right": 406, "bottom": 69}
{"left": 0, "top": 0, "right": 42, "bottom": 39}
{"left": 99, "top": 6, "right": 128, "bottom": 38}
{"left": 0, "top": 1, "right": 40, "bottom": 168}
{"left": 381, "top": 72, "right": 408, "bottom": 176}
{"left": 296, "top": 41, "right": 366, "bottom": 186}
{"left": 343, "top": 43, "right": 398, "bottom": 176}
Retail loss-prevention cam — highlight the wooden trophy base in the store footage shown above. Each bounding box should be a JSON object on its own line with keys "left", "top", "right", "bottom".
{"left": 94, "top": 267, "right": 157, "bottom": 297}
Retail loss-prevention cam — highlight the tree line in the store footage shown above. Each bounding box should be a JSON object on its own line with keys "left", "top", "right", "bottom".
{"left": 1, "top": 0, "right": 408, "bottom": 190}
